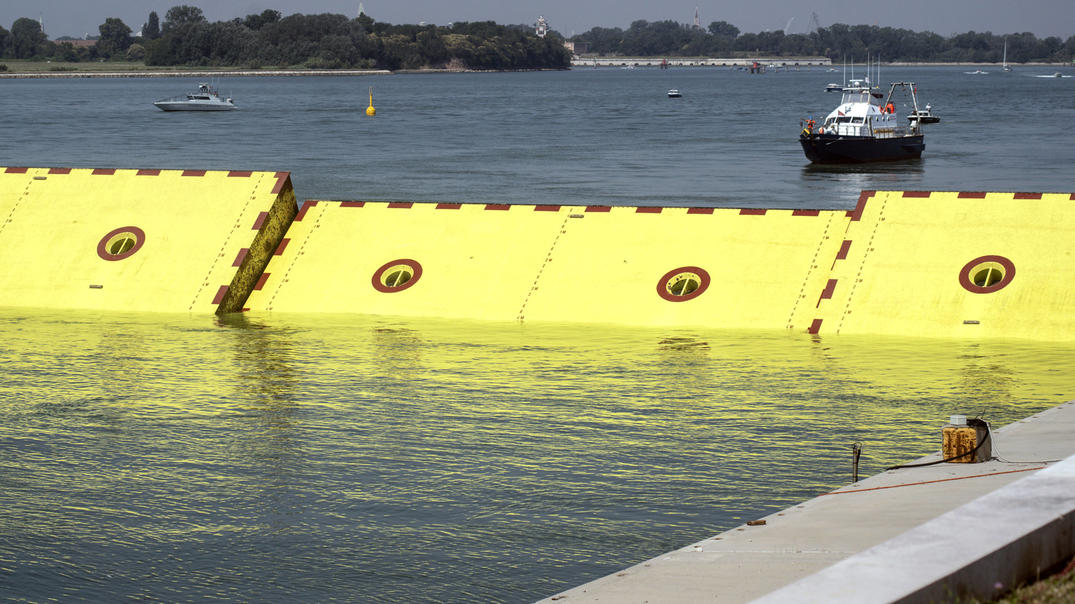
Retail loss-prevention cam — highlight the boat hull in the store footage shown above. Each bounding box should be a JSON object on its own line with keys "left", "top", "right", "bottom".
{"left": 799, "top": 134, "right": 924, "bottom": 163}
{"left": 153, "top": 101, "right": 236, "bottom": 112}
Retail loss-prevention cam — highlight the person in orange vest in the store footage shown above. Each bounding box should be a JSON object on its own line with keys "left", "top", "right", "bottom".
{"left": 885, "top": 102, "right": 895, "bottom": 114}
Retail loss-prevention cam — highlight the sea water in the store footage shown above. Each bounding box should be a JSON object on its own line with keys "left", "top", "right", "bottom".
{"left": 3, "top": 65, "right": 1073, "bottom": 207}
{"left": 1, "top": 66, "right": 1074, "bottom": 601}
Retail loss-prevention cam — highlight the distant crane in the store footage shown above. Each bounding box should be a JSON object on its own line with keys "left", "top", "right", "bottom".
{"left": 784, "top": 17, "right": 794, "bottom": 34}
{"left": 809, "top": 12, "right": 823, "bottom": 33}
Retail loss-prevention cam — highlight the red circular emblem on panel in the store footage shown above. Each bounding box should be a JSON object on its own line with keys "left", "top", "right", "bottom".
{"left": 372, "top": 259, "right": 423, "bottom": 293}
{"left": 656, "top": 266, "right": 711, "bottom": 302}
{"left": 958, "top": 255, "right": 1015, "bottom": 294}
{"left": 96, "top": 226, "right": 146, "bottom": 261}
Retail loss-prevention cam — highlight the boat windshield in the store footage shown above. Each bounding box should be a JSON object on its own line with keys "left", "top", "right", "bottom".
{"left": 840, "top": 91, "right": 872, "bottom": 104}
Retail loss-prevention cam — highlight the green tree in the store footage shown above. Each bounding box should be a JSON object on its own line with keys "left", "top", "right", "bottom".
{"left": 57, "top": 41, "right": 80, "bottom": 61}
{"left": 97, "top": 17, "right": 133, "bottom": 58}
{"left": 11, "top": 17, "right": 48, "bottom": 59}
{"left": 126, "top": 43, "right": 145, "bottom": 60}
{"left": 574, "top": 26, "right": 623, "bottom": 54}
{"left": 0, "top": 25, "right": 10, "bottom": 58}
{"left": 243, "top": 9, "right": 281, "bottom": 30}
{"left": 163, "top": 5, "right": 207, "bottom": 33}
{"left": 143, "top": 11, "right": 160, "bottom": 39}
{"left": 708, "top": 21, "right": 739, "bottom": 38}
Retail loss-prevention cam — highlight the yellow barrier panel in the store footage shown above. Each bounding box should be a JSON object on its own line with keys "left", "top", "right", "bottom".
{"left": 522, "top": 206, "right": 847, "bottom": 328}
{"left": 245, "top": 201, "right": 577, "bottom": 319}
{"left": 7, "top": 173, "right": 1075, "bottom": 342}
{"left": 246, "top": 202, "right": 849, "bottom": 330}
{"left": 0, "top": 167, "right": 296, "bottom": 314}
{"left": 807, "top": 190, "right": 1075, "bottom": 340}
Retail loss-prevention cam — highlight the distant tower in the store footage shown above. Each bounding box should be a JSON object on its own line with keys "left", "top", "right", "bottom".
{"left": 38, "top": 14, "right": 45, "bottom": 36}
{"left": 358, "top": 2, "right": 365, "bottom": 17}
{"left": 693, "top": 7, "right": 700, "bottom": 29}
{"left": 536, "top": 16, "right": 548, "bottom": 38}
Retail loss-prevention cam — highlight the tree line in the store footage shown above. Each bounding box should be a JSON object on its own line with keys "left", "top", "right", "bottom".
{"left": 572, "top": 20, "right": 1075, "bottom": 63}
{"left": 0, "top": 5, "right": 572, "bottom": 70}
{"left": 2, "top": 8, "right": 1073, "bottom": 69}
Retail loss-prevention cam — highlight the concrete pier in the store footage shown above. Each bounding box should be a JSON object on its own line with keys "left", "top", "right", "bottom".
{"left": 539, "top": 401, "right": 1075, "bottom": 603}
{"left": 570, "top": 57, "right": 831, "bottom": 68}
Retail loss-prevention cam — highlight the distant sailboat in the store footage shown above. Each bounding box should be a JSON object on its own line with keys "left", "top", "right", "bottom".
{"left": 1003, "top": 38, "right": 1012, "bottom": 72}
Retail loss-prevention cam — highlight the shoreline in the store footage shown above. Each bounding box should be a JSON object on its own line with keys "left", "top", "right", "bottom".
{"left": 1, "top": 62, "right": 1069, "bottom": 79}
{"left": 0, "top": 67, "right": 579, "bottom": 79}
{"left": 0, "top": 69, "right": 394, "bottom": 79}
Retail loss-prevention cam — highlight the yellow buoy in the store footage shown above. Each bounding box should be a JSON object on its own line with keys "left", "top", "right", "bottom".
{"left": 365, "top": 87, "right": 376, "bottom": 116}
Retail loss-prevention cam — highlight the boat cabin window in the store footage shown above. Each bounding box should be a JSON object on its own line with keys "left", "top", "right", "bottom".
{"left": 852, "top": 117, "right": 864, "bottom": 124}
{"left": 841, "top": 92, "right": 870, "bottom": 104}
{"left": 837, "top": 116, "right": 852, "bottom": 124}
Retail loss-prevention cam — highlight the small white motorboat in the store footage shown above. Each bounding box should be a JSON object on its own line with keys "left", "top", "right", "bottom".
{"left": 907, "top": 104, "right": 940, "bottom": 124}
{"left": 154, "top": 83, "right": 237, "bottom": 111}
{"left": 667, "top": 89, "right": 682, "bottom": 98}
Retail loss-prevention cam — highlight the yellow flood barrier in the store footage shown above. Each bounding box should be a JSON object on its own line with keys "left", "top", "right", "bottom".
{"left": 245, "top": 201, "right": 851, "bottom": 330}
{"left": 6, "top": 173, "right": 1074, "bottom": 342}
{"left": 807, "top": 190, "right": 1075, "bottom": 341}
{"left": 249, "top": 191, "right": 1075, "bottom": 341}
{"left": 0, "top": 167, "right": 296, "bottom": 313}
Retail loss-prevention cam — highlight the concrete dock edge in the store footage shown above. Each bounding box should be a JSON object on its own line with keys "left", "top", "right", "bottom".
{"left": 753, "top": 454, "right": 1075, "bottom": 603}
{"left": 539, "top": 400, "right": 1075, "bottom": 603}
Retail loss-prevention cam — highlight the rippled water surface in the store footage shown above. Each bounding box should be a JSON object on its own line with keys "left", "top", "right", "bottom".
{"left": 1, "top": 66, "right": 1074, "bottom": 601}
{"left": 1, "top": 311, "right": 1072, "bottom": 601}
{"left": 2, "top": 65, "right": 1073, "bottom": 207}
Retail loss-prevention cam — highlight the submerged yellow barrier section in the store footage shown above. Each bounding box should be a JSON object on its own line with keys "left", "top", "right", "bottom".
{"left": 0, "top": 167, "right": 296, "bottom": 313}
{"left": 807, "top": 190, "right": 1075, "bottom": 340}
{"left": 245, "top": 201, "right": 851, "bottom": 330}
{"left": 247, "top": 191, "right": 1075, "bottom": 341}
{"left": 4, "top": 172, "right": 1073, "bottom": 341}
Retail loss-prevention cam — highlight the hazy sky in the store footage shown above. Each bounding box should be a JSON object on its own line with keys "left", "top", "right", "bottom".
{"left": 5, "top": 0, "right": 1074, "bottom": 40}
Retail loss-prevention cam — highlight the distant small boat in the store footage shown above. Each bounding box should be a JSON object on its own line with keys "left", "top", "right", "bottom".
{"left": 965, "top": 69, "right": 988, "bottom": 75}
{"left": 907, "top": 105, "right": 940, "bottom": 124}
{"left": 825, "top": 83, "right": 844, "bottom": 92}
{"left": 667, "top": 89, "right": 682, "bottom": 98}
{"left": 154, "top": 83, "right": 236, "bottom": 111}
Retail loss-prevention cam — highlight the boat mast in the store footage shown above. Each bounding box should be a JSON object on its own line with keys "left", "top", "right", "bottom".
{"left": 904, "top": 82, "right": 922, "bottom": 135}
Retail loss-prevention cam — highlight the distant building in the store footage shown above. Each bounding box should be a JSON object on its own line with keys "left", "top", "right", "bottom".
{"left": 564, "top": 40, "right": 588, "bottom": 54}
{"left": 53, "top": 38, "right": 97, "bottom": 48}
{"left": 536, "top": 16, "right": 548, "bottom": 38}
